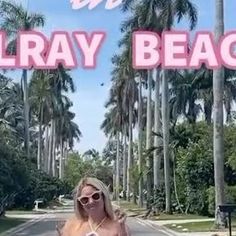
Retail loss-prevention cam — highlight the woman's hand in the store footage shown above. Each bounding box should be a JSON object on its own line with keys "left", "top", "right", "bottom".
{"left": 114, "top": 208, "right": 127, "bottom": 224}
{"left": 114, "top": 209, "right": 130, "bottom": 236}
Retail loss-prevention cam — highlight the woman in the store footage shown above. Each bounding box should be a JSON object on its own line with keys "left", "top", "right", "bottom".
{"left": 60, "top": 177, "right": 130, "bottom": 236}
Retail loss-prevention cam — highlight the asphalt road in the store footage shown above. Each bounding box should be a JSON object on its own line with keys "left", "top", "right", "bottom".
{"left": 12, "top": 213, "right": 171, "bottom": 236}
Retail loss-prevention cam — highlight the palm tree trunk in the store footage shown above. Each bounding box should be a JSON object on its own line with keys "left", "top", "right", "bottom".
{"left": 22, "top": 69, "right": 30, "bottom": 159}
{"left": 48, "top": 120, "right": 54, "bottom": 175}
{"left": 123, "top": 126, "right": 127, "bottom": 200}
{"left": 154, "top": 68, "right": 161, "bottom": 189}
{"left": 52, "top": 119, "right": 56, "bottom": 177}
{"left": 115, "top": 132, "right": 120, "bottom": 201}
{"left": 204, "top": 96, "right": 213, "bottom": 124}
{"left": 146, "top": 69, "right": 153, "bottom": 209}
{"left": 172, "top": 150, "right": 184, "bottom": 214}
{"left": 44, "top": 125, "right": 49, "bottom": 172}
{"left": 37, "top": 103, "right": 43, "bottom": 170}
{"left": 213, "top": 0, "right": 226, "bottom": 226}
{"left": 59, "top": 136, "right": 64, "bottom": 179}
{"left": 162, "top": 69, "right": 171, "bottom": 213}
{"left": 127, "top": 101, "right": 133, "bottom": 202}
{"left": 64, "top": 142, "right": 69, "bottom": 165}
{"left": 138, "top": 76, "right": 144, "bottom": 207}
{"left": 113, "top": 157, "right": 116, "bottom": 200}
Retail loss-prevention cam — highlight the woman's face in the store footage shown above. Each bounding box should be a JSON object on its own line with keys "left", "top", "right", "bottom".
{"left": 78, "top": 185, "right": 105, "bottom": 215}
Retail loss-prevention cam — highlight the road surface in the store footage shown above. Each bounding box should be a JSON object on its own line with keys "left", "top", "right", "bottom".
{"left": 11, "top": 213, "right": 171, "bottom": 236}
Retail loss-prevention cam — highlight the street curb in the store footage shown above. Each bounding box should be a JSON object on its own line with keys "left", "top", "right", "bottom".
{"left": 135, "top": 218, "right": 178, "bottom": 236}
{"left": 144, "top": 219, "right": 179, "bottom": 236}
{"left": 0, "top": 214, "right": 47, "bottom": 236}
{"left": 113, "top": 202, "right": 180, "bottom": 235}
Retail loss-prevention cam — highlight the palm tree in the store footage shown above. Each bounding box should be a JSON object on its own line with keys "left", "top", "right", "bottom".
{"left": 170, "top": 70, "right": 202, "bottom": 125}
{"left": 0, "top": 0, "right": 45, "bottom": 159}
{"left": 137, "top": 74, "right": 144, "bottom": 207}
{"left": 0, "top": 76, "right": 25, "bottom": 146}
{"left": 101, "top": 104, "right": 123, "bottom": 200}
{"left": 193, "top": 67, "right": 236, "bottom": 124}
{"left": 120, "top": 1, "right": 163, "bottom": 208}
{"left": 146, "top": 69, "right": 153, "bottom": 207}
{"left": 154, "top": 69, "right": 162, "bottom": 189}
{"left": 109, "top": 49, "right": 138, "bottom": 202}
{"left": 122, "top": 0, "right": 198, "bottom": 213}
{"left": 213, "top": 0, "right": 226, "bottom": 226}
{"left": 30, "top": 70, "right": 52, "bottom": 170}
{"left": 58, "top": 104, "right": 81, "bottom": 179}
{"left": 30, "top": 64, "right": 77, "bottom": 176}
{"left": 47, "top": 65, "right": 76, "bottom": 177}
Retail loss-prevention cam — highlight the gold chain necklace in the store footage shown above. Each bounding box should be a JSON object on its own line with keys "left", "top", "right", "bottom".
{"left": 86, "top": 217, "right": 107, "bottom": 236}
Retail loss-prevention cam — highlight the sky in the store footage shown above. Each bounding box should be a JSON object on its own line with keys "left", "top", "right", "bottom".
{"left": 11, "top": 0, "right": 236, "bottom": 153}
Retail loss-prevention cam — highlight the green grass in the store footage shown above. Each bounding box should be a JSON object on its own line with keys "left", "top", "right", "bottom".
{"left": 151, "top": 213, "right": 212, "bottom": 221}
{"left": 115, "top": 201, "right": 145, "bottom": 209}
{"left": 0, "top": 217, "right": 27, "bottom": 234}
{"left": 165, "top": 219, "right": 236, "bottom": 233}
{"left": 114, "top": 201, "right": 146, "bottom": 215}
{"left": 116, "top": 200, "right": 212, "bottom": 220}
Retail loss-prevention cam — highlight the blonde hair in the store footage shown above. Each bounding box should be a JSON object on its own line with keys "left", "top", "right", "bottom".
{"left": 74, "top": 177, "right": 114, "bottom": 221}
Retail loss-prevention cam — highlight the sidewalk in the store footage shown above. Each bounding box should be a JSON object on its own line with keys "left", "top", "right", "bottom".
{"left": 0, "top": 214, "right": 46, "bottom": 236}
{"left": 1, "top": 199, "right": 74, "bottom": 235}
{"left": 113, "top": 202, "right": 235, "bottom": 236}
{"left": 145, "top": 219, "right": 235, "bottom": 236}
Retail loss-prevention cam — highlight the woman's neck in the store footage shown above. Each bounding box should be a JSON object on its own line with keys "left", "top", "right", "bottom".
{"left": 88, "top": 212, "right": 107, "bottom": 225}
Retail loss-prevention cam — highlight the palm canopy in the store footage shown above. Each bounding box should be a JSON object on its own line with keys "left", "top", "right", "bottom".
{"left": 170, "top": 67, "right": 236, "bottom": 124}
{"left": 58, "top": 104, "right": 82, "bottom": 150}
{"left": 30, "top": 64, "right": 76, "bottom": 119}
{"left": 110, "top": 50, "right": 138, "bottom": 125}
{"left": 0, "top": 1, "right": 45, "bottom": 36}
{"left": 121, "top": 0, "right": 197, "bottom": 30}
{"left": 0, "top": 77, "right": 24, "bottom": 143}
{"left": 170, "top": 70, "right": 202, "bottom": 124}
{"left": 121, "top": 1, "right": 162, "bottom": 33}
{"left": 0, "top": 0, "right": 45, "bottom": 55}
{"left": 101, "top": 105, "right": 123, "bottom": 137}
{"left": 193, "top": 67, "right": 236, "bottom": 123}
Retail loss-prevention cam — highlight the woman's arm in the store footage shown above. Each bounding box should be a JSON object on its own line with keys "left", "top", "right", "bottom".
{"left": 114, "top": 209, "right": 131, "bottom": 236}
{"left": 56, "top": 221, "right": 65, "bottom": 236}
{"left": 59, "top": 217, "right": 77, "bottom": 236}
{"left": 119, "top": 222, "right": 131, "bottom": 236}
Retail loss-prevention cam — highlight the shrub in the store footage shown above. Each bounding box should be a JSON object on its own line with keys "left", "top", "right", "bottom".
{"left": 207, "top": 185, "right": 236, "bottom": 216}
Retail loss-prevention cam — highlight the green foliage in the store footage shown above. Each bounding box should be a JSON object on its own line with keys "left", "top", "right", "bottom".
{"left": 130, "top": 164, "right": 140, "bottom": 195}
{"left": 175, "top": 125, "right": 214, "bottom": 215}
{"left": 0, "top": 136, "right": 28, "bottom": 198}
{"left": 151, "top": 186, "right": 165, "bottom": 212}
{"left": 64, "top": 152, "right": 113, "bottom": 189}
{"left": 13, "top": 171, "right": 70, "bottom": 209}
{"left": 0, "top": 132, "right": 69, "bottom": 210}
{"left": 207, "top": 186, "right": 236, "bottom": 216}
{"left": 173, "top": 122, "right": 236, "bottom": 216}
{"left": 225, "top": 124, "right": 236, "bottom": 179}
{"left": 102, "top": 139, "right": 123, "bottom": 166}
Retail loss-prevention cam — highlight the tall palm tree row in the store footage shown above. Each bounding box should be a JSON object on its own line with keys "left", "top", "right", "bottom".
{"left": 30, "top": 66, "right": 81, "bottom": 177}
{"left": 0, "top": 0, "right": 45, "bottom": 159}
{"left": 104, "top": 0, "right": 236, "bottom": 223}
{"left": 0, "top": 0, "right": 81, "bottom": 179}
{"left": 119, "top": 0, "right": 198, "bottom": 213}
{"left": 101, "top": 49, "right": 138, "bottom": 201}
